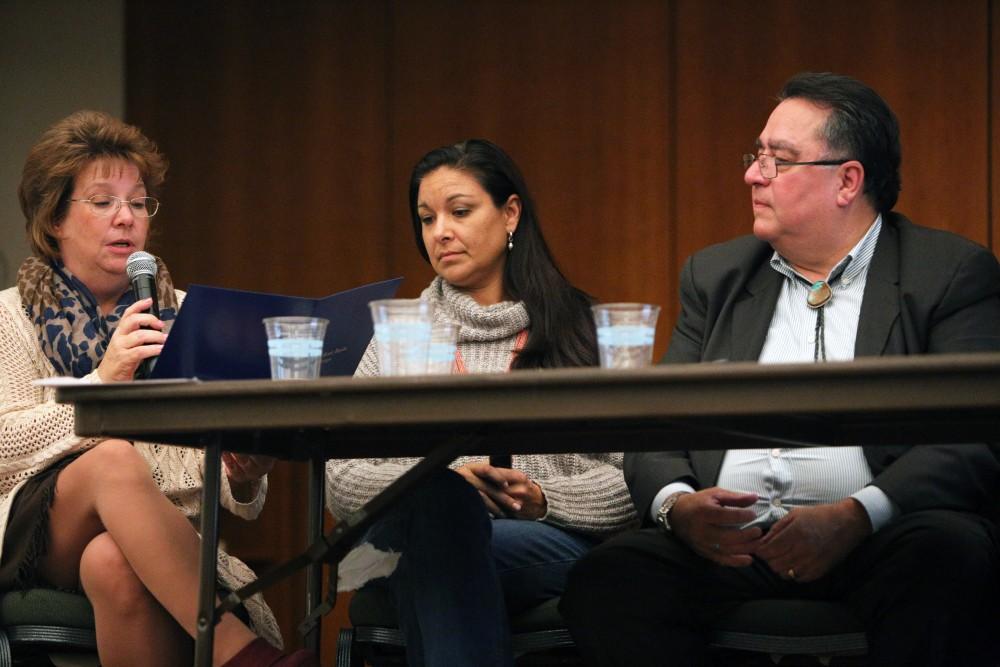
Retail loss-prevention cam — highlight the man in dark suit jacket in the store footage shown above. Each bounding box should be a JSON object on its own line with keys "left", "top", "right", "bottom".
{"left": 560, "top": 72, "right": 1000, "bottom": 666}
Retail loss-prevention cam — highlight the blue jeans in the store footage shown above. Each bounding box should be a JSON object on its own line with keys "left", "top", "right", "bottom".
{"left": 362, "top": 469, "right": 597, "bottom": 667}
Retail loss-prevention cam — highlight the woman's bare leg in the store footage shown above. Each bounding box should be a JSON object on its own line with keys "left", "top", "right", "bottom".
{"left": 79, "top": 532, "right": 192, "bottom": 666}
{"left": 36, "top": 440, "right": 258, "bottom": 666}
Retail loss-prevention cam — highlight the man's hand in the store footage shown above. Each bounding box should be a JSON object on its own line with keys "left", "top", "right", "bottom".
{"left": 455, "top": 462, "right": 547, "bottom": 519}
{"left": 755, "top": 498, "right": 872, "bottom": 582}
{"left": 669, "top": 487, "right": 763, "bottom": 567}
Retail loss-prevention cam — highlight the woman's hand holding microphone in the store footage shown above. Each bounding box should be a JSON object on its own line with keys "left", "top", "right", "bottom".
{"left": 97, "top": 298, "right": 166, "bottom": 382}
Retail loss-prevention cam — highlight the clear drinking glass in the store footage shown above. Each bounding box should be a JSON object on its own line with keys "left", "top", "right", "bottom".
{"left": 426, "top": 322, "right": 459, "bottom": 375}
{"left": 591, "top": 303, "right": 660, "bottom": 369}
{"left": 369, "top": 299, "right": 433, "bottom": 376}
{"left": 263, "top": 316, "right": 328, "bottom": 380}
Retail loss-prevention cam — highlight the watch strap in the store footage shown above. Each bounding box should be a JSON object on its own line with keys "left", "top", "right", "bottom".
{"left": 655, "top": 491, "right": 688, "bottom": 532}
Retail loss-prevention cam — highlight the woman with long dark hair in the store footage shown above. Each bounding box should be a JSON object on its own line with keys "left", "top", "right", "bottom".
{"left": 326, "top": 139, "right": 636, "bottom": 666}
{"left": 406, "top": 139, "right": 597, "bottom": 370}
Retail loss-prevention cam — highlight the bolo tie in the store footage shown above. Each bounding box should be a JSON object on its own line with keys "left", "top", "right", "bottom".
{"left": 805, "top": 263, "right": 848, "bottom": 362}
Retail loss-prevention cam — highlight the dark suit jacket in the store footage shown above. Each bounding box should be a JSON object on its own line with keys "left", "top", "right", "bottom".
{"left": 626, "top": 212, "right": 1000, "bottom": 524}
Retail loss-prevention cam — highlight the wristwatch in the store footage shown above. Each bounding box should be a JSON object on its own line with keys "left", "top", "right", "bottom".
{"left": 655, "top": 491, "right": 688, "bottom": 532}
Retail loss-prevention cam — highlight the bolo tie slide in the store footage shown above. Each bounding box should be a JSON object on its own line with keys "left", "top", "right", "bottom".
{"left": 807, "top": 280, "right": 833, "bottom": 361}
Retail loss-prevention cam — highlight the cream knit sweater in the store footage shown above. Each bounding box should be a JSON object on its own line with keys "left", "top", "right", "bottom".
{"left": 325, "top": 277, "right": 637, "bottom": 536}
{"left": 0, "top": 285, "right": 281, "bottom": 648}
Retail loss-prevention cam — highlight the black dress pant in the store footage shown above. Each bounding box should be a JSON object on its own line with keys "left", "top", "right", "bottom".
{"left": 559, "top": 510, "right": 999, "bottom": 666}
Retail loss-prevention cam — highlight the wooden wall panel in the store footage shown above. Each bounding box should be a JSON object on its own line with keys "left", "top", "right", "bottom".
{"left": 126, "top": 1, "right": 392, "bottom": 296}
{"left": 993, "top": 0, "right": 999, "bottom": 254}
{"left": 387, "top": 0, "right": 673, "bottom": 353}
{"left": 673, "top": 0, "right": 991, "bottom": 323}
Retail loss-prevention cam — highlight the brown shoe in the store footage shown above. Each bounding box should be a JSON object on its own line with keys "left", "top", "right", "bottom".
{"left": 221, "top": 638, "right": 320, "bottom": 667}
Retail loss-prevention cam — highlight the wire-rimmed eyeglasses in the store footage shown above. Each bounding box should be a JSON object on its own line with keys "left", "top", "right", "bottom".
{"left": 742, "top": 153, "right": 850, "bottom": 180}
{"left": 69, "top": 194, "right": 160, "bottom": 218}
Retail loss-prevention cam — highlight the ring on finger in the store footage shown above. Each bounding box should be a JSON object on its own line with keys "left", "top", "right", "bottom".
{"left": 787, "top": 568, "right": 796, "bottom": 579}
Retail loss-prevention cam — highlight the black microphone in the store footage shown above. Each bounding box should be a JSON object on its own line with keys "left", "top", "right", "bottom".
{"left": 126, "top": 251, "right": 160, "bottom": 379}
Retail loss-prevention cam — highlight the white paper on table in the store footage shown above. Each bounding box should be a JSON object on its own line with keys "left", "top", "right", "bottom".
{"left": 337, "top": 542, "right": 401, "bottom": 592}
{"left": 32, "top": 377, "right": 199, "bottom": 387}
{"left": 32, "top": 377, "right": 95, "bottom": 387}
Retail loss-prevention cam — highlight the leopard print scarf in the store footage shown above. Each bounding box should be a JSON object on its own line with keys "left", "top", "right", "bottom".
{"left": 17, "top": 255, "right": 178, "bottom": 378}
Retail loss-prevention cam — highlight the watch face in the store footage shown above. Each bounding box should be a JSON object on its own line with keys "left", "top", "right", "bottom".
{"left": 656, "top": 501, "right": 671, "bottom": 528}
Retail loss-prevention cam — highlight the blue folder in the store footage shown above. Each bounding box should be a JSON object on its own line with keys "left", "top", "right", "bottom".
{"left": 150, "top": 277, "right": 403, "bottom": 380}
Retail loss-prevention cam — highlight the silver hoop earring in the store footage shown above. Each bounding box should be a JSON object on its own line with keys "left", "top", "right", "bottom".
{"left": 507, "top": 231, "right": 514, "bottom": 251}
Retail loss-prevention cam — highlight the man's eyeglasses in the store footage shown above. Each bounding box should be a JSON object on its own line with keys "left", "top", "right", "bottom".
{"left": 742, "top": 153, "right": 850, "bottom": 180}
{"left": 69, "top": 194, "right": 160, "bottom": 218}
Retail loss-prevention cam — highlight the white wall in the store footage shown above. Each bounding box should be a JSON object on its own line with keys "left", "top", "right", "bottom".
{"left": 0, "top": 0, "right": 124, "bottom": 286}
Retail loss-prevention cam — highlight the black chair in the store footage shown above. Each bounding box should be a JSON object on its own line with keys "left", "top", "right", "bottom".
{"left": 710, "top": 599, "right": 868, "bottom": 666}
{"left": 339, "top": 588, "right": 867, "bottom": 667}
{"left": 0, "top": 588, "right": 98, "bottom": 667}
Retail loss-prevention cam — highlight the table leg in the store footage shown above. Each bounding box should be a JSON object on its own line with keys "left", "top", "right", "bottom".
{"left": 214, "top": 435, "right": 481, "bottom": 649}
{"left": 195, "top": 438, "right": 222, "bottom": 667}
{"left": 303, "top": 454, "right": 325, "bottom": 653}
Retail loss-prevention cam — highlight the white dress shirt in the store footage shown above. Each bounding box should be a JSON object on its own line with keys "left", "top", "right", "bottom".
{"left": 652, "top": 216, "right": 898, "bottom": 531}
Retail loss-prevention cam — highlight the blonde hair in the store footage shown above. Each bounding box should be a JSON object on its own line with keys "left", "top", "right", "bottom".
{"left": 18, "top": 110, "right": 168, "bottom": 260}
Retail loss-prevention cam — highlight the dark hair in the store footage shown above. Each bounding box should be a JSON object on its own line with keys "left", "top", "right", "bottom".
{"left": 408, "top": 139, "right": 597, "bottom": 369}
{"left": 778, "top": 72, "right": 901, "bottom": 213}
{"left": 19, "top": 110, "right": 168, "bottom": 260}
